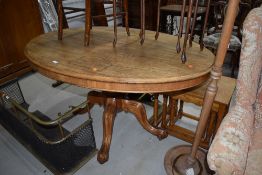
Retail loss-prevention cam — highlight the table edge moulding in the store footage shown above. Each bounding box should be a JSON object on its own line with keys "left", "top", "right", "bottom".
{"left": 24, "top": 27, "right": 214, "bottom": 93}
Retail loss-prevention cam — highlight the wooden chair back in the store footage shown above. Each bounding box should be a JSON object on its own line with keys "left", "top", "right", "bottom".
{"left": 155, "top": 0, "right": 212, "bottom": 63}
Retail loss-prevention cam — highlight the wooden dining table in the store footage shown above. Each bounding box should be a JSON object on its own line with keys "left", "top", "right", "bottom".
{"left": 24, "top": 27, "right": 214, "bottom": 166}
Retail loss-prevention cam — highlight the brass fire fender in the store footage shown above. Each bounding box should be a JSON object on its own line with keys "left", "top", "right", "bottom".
{"left": 0, "top": 91, "right": 91, "bottom": 144}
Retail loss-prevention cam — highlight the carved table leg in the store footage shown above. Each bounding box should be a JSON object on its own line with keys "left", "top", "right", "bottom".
{"left": 97, "top": 98, "right": 117, "bottom": 164}
{"left": 87, "top": 91, "right": 167, "bottom": 164}
{"left": 120, "top": 99, "right": 168, "bottom": 140}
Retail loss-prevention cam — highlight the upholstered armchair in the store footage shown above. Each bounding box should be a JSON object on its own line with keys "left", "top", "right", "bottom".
{"left": 207, "top": 6, "right": 262, "bottom": 175}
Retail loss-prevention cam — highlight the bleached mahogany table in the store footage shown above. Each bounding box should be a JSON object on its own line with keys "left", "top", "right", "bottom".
{"left": 25, "top": 27, "right": 214, "bottom": 165}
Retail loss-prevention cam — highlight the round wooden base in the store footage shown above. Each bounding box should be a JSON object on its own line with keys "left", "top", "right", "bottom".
{"left": 164, "top": 145, "right": 212, "bottom": 175}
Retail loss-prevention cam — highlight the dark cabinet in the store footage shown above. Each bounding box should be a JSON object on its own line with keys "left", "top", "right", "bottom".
{"left": 0, "top": 0, "right": 43, "bottom": 83}
{"left": 128, "top": 0, "right": 158, "bottom": 31}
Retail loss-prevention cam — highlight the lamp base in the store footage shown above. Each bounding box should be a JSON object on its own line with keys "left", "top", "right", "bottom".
{"left": 164, "top": 145, "right": 211, "bottom": 175}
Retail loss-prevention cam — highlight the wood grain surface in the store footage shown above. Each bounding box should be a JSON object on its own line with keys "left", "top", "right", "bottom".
{"left": 170, "top": 76, "right": 236, "bottom": 105}
{"left": 25, "top": 27, "right": 214, "bottom": 93}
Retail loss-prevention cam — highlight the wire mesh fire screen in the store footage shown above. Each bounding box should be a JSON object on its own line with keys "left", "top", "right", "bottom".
{"left": 0, "top": 79, "right": 97, "bottom": 174}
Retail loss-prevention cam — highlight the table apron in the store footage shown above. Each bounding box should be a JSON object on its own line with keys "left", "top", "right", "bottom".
{"left": 31, "top": 63, "right": 210, "bottom": 93}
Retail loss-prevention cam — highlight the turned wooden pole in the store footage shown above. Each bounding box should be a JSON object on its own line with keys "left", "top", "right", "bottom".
{"left": 190, "top": 0, "right": 240, "bottom": 159}
{"left": 140, "top": 0, "right": 145, "bottom": 45}
{"left": 113, "top": 0, "right": 117, "bottom": 47}
{"left": 176, "top": 0, "right": 186, "bottom": 53}
{"left": 140, "top": 0, "right": 143, "bottom": 39}
{"left": 181, "top": 0, "right": 194, "bottom": 63}
{"left": 189, "top": 0, "right": 199, "bottom": 47}
{"left": 84, "top": 0, "right": 91, "bottom": 46}
{"left": 58, "top": 0, "right": 63, "bottom": 40}
{"left": 155, "top": 0, "right": 161, "bottom": 40}
{"left": 123, "top": 0, "right": 130, "bottom": 36}
{"left": 200, "top": 0, "right": 211, "bottom": 51}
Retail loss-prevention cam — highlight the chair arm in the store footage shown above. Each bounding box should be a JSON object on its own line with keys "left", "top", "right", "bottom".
{"left": 207, "top": 105, "right": 254, "bottom": 175}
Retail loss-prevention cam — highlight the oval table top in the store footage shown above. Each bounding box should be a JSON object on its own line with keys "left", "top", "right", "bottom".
{"left": 25, "top": 27, "right": 214, "bottom": 93}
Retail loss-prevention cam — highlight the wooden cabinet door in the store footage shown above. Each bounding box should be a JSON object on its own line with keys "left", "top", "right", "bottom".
{"left": 0, "top": 0, "right": 43, "bottom": 80}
